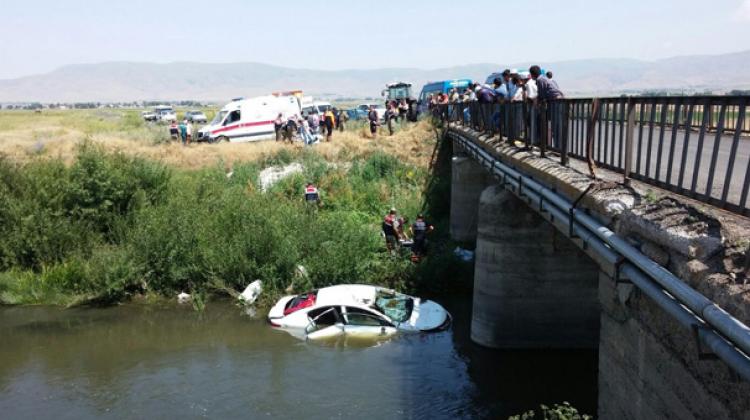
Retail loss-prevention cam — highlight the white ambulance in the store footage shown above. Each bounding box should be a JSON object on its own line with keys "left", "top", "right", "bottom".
{"left": 197, "top": 95, "right": 302, "bottom": 143}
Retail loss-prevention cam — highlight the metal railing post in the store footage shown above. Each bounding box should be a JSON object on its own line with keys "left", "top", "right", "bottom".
{"left": 623, "top": 97, "right": 636, "bottom": 185}
{"left": 539, "top": 101, "right": 548, "bottom": 158}
{"left": 560, "top": 102, "right": 570, "bottom": 166}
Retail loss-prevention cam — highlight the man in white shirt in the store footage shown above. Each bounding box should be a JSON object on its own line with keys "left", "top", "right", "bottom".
{"left": 185, "top": 121, "right": 193, "bottom": 145}
{"left": 525, "top": 76, "right": 538, "bottom": 148}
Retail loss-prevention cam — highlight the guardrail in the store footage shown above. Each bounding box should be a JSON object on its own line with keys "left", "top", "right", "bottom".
{"left": 448, "top": 130, "right": 750, "bottom": 383}
{"left": 437, "top": 96, "right": 750, "bottom": 216}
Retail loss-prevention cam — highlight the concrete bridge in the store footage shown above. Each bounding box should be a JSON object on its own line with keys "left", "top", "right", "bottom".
{"left": 444, "top": 122, "right": 750, "bottom": 419}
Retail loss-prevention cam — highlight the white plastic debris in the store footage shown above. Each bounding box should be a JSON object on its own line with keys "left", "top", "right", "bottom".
{"left": 453, "top": 247, "right": 475, "bottom": 262}
{"left": 177, "top": 292, "right": 192, "bottom": 304}
{"left": 239, "top": 280, "right": 262, "bottom": 305}
{"left": 295, "top": 265, "right": 308, "bottom": 279}
{"left": 258, "top": 163, "right": 303, "bottom": 192}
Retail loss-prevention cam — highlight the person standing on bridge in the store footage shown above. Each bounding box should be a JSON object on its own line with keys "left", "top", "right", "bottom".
{"left": 530, "top": 65, "right": 564, "bottom": 150}
{"left": 476, "top": 84, "right": 498, "bottom": 130}
{"left": 545, "top": 71, "right": 560, "bottom": 91}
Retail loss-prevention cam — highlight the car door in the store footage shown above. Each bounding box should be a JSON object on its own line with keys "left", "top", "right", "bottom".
{"left": 342, "top": 306, "right": 397, "bottom": 338}
{"left": 305, "top": 306, "right": 344, "bottom": 340}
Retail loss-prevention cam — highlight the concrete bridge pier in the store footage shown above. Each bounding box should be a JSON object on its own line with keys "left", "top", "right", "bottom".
{"left": 471, "top": 185, "right": 600, "bottom": 348}
{"left": 450, "top": 153, "right": 490, "bottom": 243}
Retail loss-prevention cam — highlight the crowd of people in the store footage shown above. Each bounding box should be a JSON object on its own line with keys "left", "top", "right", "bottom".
{"left": 301, "top": 182, "right": 434, "bottom": 262}
{"left": 426, "top": 65, "right": 565, "bottom": 149}
{"left": 426, "top": 65, "right": 563, "bottom": 108}
{"left": 382, "top": 207, "right": 434, "bottom": 262}
{"left": 273, "top": 105, "right": 364, "bottom": 145}
{"left": 381, "top": 98, "right": 418, "bottom": 136}
{"left": 169, "top": 119, "right": 194, "bottom": 145}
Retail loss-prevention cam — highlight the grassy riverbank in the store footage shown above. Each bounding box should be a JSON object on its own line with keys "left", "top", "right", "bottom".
{"left": 0, "top": 112, "right": 465, "bottom": 307}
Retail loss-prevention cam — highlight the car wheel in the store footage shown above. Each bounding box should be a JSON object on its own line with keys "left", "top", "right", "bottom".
{"left": 218, "top": 136, "right": 229, "bottom": 143}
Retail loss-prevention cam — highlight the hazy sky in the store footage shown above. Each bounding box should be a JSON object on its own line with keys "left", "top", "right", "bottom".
{"left": 2, "top": 0, "right": 749, "bottom": 79}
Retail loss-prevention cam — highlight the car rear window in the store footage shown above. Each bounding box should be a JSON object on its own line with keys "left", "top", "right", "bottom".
{"left": 284, "top": 292, "right": 317, "bottom": 315}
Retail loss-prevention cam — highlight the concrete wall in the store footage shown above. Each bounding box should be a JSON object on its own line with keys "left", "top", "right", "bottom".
{"left": 449, "top": 153, "right": 489, "bottom": 243}
{"left": 471, "top": 185, "right": 600, "bottom": 349}
{"left": 448, "top": 126, "right": 750, "bottom": 418}
{"left": 598, "top": 271, "right": 750, "bottom": 420}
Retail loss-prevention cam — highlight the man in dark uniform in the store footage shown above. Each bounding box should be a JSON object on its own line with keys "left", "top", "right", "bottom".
{"left": 410, "top": 213, "right": 434, "bottom": 260}
{"left": 382, "top": 208, "right": 399, "bottom": 253}
{"left": 304, "top": 182, "right": 320, "bottom": 206}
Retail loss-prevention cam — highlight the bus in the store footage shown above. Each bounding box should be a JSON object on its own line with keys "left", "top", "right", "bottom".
{"left": 417, "top": 79, "right": 472, "bottom": 113}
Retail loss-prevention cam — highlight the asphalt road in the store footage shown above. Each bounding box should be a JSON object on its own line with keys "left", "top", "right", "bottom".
{"left": 561, "top": 121, "right": 750, "bottom": 209}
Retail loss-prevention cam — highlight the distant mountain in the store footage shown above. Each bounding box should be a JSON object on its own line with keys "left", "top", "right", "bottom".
{"left": 2, "top": 51, "right": 750, "bottom": 102}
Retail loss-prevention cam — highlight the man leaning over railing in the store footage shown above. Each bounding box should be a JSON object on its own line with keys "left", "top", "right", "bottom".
{"left": 530, "top": 65, "right": 564, "bottom": 154}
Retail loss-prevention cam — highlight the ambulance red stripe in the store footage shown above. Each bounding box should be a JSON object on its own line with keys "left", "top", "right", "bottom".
{"left": 211, "top": 120, "right": 274, "bottom": 135}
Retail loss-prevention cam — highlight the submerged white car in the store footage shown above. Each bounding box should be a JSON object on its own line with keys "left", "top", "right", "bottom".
{"left": 268, "top": 284, "right": 450, "bottom": 340}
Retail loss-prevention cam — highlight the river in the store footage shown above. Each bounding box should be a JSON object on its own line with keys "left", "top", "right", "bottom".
{"left": 0, "top": 295, "right": 597, "bottom": 419}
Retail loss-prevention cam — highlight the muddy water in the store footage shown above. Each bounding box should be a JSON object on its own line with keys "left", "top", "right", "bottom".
{"left": 0, "top": 297, "right": 597, "bottom": 419}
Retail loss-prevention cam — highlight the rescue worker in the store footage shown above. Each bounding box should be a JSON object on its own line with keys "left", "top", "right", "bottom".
{"left": 304, "top": 182, "right": 320, "bottom": 205}
{"left": 382, "top": 208, "right": 400, "bottom": 253}
{"left": 410, "top": 213, "right": 434, "bottom": 260}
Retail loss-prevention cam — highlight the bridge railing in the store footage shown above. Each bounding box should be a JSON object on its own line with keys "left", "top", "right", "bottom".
{"left": 437, "top": 96, "right": 750, "bottom": 216}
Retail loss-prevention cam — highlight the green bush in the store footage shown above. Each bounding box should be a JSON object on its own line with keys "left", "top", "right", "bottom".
{"left": 0, "top": 137, "right": 451, "bottom": 306}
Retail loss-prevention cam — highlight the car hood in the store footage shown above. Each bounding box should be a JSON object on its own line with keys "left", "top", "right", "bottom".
{"left": 410, "top": 300, "right": 449, "bottom": 331}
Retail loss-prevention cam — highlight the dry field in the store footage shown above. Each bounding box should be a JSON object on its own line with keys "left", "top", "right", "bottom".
{"left": 0, "top": 109, "right": 438, "bottom": 170}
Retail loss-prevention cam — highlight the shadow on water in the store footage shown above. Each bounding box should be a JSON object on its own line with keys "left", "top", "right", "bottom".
{"left": 410, "top": 127, "right": 599, "bottom": 418}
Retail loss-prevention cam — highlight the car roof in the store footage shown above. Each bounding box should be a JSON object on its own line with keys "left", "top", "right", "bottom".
{"left": 315, "top": 284, "right": 392, "bottom": 307}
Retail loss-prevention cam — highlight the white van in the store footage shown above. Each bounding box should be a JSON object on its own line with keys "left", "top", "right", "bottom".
{"left": 197, "top": 95, "right": 302, "bottom": 143}
{"left": 301, "top": 101, "right": 332, "bottom": 116}
{"left": 154, "top": 105, "right": 177, "bottom": 123}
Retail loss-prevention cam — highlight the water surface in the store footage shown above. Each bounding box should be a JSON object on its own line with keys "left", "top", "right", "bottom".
{"left": 0, "top": 297, "right": 596, "bottom": 419}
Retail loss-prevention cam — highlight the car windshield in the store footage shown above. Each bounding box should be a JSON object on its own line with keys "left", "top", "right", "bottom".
{"left": 389, "top": 87, "right": 410, "bottom": 98}
{"left": 211, "top": 111, "right": 227, "bottom": 125}
{"left": 375, "top": 291, "right": 413, "bottom": 323}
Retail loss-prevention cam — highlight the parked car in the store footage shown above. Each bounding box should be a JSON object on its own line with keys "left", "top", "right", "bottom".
{"left": 345, "top": 109, "right": 363, "bottom": 120}
{"left": 268, "top": 284, "right": 451, "bottom": 340}
{"left": 356, "top": 103, "right": 387, "bottom": 121}
{"left": 301, "top": 101, "right": 332, "bottom": 116}
{"left": 185, "top": 110, "right": 208, "bottom": 124}
{"left": 141, "top": 110, "right": 157, "bottom": 122}
{"left": 151, "top": 105, "right": 177, "bottom": 123}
